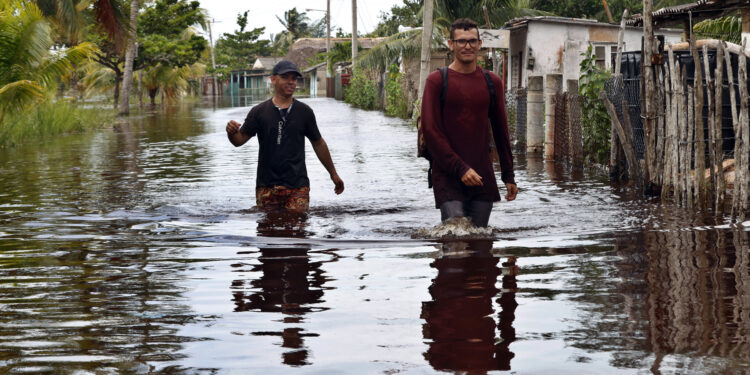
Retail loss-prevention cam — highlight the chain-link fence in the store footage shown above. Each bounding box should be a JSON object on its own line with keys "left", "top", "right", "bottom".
{"left": 550, "top": 91, "right": 584, "bottom": 168}
{"left": 509, "top": 88, "right": 527, "bottom": 151}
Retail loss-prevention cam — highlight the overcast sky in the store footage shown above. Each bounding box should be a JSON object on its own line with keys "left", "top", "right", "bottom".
{"left": 198, "top": 0, "right": 404, "bottom": 44}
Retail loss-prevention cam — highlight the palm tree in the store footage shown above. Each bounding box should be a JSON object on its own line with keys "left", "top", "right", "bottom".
{"left": 0, "top": 0, "right": 97, "bottom": 123}
{"left": 273, "top": 7, "right": 311, "bottom": 54}
{"left": 33, "top": 0, "right": 129, "bottom": 46}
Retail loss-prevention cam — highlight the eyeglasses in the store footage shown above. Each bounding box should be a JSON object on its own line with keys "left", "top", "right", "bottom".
{"left": 451, "top": 38, "right": 480, "bottom": 47}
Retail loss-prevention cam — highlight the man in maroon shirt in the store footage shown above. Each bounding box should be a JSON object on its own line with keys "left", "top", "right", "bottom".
{"left": 421, "top": 18, "right": 518, "bottom": 227}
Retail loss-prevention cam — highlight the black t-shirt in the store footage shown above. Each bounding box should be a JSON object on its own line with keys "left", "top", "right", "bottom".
{"left": 240, "top": 98, "right": 322, "bottom": 188}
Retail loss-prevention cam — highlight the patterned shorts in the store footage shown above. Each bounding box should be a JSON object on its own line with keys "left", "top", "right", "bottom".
{"left": 256, "top": 186, "right": 310, "bottom": 212}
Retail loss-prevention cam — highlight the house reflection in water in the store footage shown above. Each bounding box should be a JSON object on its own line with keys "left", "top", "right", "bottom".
{"left": 422, "top": 239, "right": 518, "bottom": 372}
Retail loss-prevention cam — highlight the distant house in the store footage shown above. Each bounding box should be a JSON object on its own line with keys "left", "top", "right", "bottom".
{"left": 226, "top": 57, "right": 283, "bottom": 97}
{"left": 285, "top": 37, "right": 387, "bottom": 98}
{"left": 502, "top": 16, "right": 683, "bottom": 91}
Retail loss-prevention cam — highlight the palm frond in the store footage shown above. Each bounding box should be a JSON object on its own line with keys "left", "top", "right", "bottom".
{"left": 355, "top": 28, "right": 423, "bottom": 72}
{"left": 36, "top": 41, "right": 97, "bottom": 87}
{"left": 0, "top": 79, "right": 45, "bottom": 121}
{"left": 693, "top": 16, "right": 741, "bottom": 44}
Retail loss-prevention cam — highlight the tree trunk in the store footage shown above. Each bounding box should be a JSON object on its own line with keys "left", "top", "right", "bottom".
{"left": 118, "top": 0, "right": 139, "bottom": 116}
{"left": 149, "top": 88, "right": 158, "bottom": 106}
{"left": 113, "top": 71, "right": 122, "bottom": 109}
{"left": 417, "top": 0, "right": 434, "bottom": 102}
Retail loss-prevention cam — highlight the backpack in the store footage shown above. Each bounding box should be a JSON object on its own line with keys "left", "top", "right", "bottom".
{"left": 417, "top": 67, "right": 497, "bottom": 188}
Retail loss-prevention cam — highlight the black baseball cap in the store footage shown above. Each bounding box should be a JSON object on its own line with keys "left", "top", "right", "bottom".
{"left": 272, "top": 60, "right": 302, "bottom": 77}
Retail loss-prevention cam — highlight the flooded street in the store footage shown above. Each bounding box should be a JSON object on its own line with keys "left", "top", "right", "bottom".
{"left": 1, "top": 97, "right": 750, "bottom": 374}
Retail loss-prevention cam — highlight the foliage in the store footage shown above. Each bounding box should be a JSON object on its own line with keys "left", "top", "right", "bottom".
{"left": 369, "top": 0, "right": 422, "bottom": 37}
{"left": 271, "top": 7, "right": 311, "bottom": 55}
{"left": 327, "top": 41, "right": 357, "bottom": 74}
{"left": 34, "top": 0, "right": 129, "bottom": 46}
{"left": 0, "top": 100, "right": 110, "bottom": 147}
{"left": 0, "top": 0, "right": 97, "bottom": 123}
{"left": 434, "top": 0, "right": 548, "bottom": 32}
{"left": 356, "top": 28, "right": 424, "bottom": 73}
{"left": 384, "top": 64, "right": 409, "bottom": 118}
{"left": 212, "top": 11, "right": 271, "bottom": 77}
{"left": 344, "top": 69, "right": 379, "bottom": 110}
{"left": 136, "top": 0, "right": 207, "bottom": 68}
{"left": 694, "top": 16, "right": 741, "bottom": 44}
{"left": 579, "top": 44, "right": 611, "bottom": 165}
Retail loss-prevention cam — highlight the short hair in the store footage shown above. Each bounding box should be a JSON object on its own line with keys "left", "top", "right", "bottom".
{"left": 450, "top": 18, "right": 480, "bottom": 40}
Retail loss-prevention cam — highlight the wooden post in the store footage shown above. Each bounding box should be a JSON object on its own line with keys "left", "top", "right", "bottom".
{"left": 601, "top": 92, "right": 642, "bottom": 185}
{"left": 715, "top": 43, "right": 726, "bottom": 212}
{"left": 656, "top": 62, "right": 666, "bottom": 187}
{"left": 687, "top": 76, "right": 695, "bottom": 208}
{"left": 690, "top": 27, "right": 707, "bottom": 207}
{"left": 664, "top": 46, "right": 679, "bottom": 201}
{"left": 643, "top": 0, "right": 655, "bottom": 189}
{"left": 724, "top": 43, "right": 740, "bottom": 217}
{"left": 611, "top": 9, "right": 629, "bottom": 180}
{"left": 739, "top": 41, "right": 749, "bottom": 219}
{"left": 703, "top": 44, "right": 717, "bottom": 206}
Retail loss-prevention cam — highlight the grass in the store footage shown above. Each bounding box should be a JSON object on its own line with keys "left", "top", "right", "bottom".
{"left": 0, "top": 100, "right": 113, "bottom": 148}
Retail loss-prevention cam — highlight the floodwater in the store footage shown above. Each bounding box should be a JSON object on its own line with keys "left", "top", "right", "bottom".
{"left": 1, "top": 97, "right": 749, "bottom": 374}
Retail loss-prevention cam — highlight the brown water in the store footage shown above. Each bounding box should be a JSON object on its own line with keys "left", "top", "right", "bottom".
{"left": 1, "top": 97, "right": 749, "bottom": 374}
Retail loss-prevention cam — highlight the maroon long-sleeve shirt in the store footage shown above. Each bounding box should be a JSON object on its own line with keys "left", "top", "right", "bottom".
{"left": 421, "top": 67, "right": 515, "bottom": 208}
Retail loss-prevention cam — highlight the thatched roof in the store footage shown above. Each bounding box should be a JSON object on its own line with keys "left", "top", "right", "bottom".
{"left": 252, "top": 57, "right": 282, "bottom": 70}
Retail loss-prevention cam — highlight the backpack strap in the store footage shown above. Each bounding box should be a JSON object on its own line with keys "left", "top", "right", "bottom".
{"left": 481, "top": 68, "right": 496, "bottom": 117}
{"left": 438, "top": 66, "right": 449, "bottom": 112}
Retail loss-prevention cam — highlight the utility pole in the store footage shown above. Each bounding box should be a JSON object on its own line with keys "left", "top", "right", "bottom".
{"left": 418, "top": 0, "right": 434, "bottom": 100}
{"left": 208, "top": 19, "right": 218, "bottom": 96}
{"left": 327, "top": 0, "right": 331, "bottom": 72}
{"left": 352, "top": 0, "right": 358, "bottom": 61}
{"left": 306, "top": 6, "right": 331, "bottom": 76}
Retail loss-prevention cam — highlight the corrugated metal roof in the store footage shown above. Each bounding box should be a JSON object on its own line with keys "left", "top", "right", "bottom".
{"left": 627, "top": 0, "right": 748, "bottom": 27}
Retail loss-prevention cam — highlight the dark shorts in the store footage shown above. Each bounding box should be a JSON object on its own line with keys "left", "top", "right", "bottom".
{"left": 440, "top": 200, "right": 493, "bottom": 227}
{"left": 256, "top": 186, "right": 310, "bottom": 212}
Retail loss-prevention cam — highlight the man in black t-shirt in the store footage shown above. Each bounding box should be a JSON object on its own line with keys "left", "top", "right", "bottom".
{"left": 226, "top": 60, "right": 344, "bottom": 212}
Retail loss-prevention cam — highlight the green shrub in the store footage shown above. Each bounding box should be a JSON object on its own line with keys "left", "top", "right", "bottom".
{"left": 344, "top": 69, "right": 379, "bottom": 110}
{"left": 0, "top": 100, "right": 111, "bottom": 148}
{"left": 384, "top": 64, "right": 410, "bottom": 118}
{"left": 579, "top": 44, "right": 612, "bottom": 165}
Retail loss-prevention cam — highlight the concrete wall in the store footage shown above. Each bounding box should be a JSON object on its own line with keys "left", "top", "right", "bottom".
{"left": 507, "top": 21, "right": 682, "bottom": 93}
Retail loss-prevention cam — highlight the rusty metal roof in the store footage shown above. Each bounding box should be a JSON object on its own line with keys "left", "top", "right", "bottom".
{"left": 627, "top": 0, "right": 750, "bottom": 28}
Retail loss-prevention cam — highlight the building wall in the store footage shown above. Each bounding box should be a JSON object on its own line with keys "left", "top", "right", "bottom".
{"left": 508, "top": 21, "right": 682, "bottom": 92}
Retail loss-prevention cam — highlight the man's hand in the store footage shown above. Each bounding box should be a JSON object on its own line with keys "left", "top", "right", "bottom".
{"left": 505, "top": 183, "right": 518, "bottom": 201}
{"left": 226, "top": 120, "right": 241, "bottom": 135}
{"left": 331, "top": 173, "right": 344, "bottom": 194}
{"left": 461, "top": 168, "right": 483, "bottom": 186}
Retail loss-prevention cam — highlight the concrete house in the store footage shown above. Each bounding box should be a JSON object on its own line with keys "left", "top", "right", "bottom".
{"left": 503, "top": 16, "right": 683, "bottom": 92}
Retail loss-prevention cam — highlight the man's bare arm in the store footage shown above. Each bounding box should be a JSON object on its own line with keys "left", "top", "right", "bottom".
{"left": 226, "top": 120, "right": 250, "bottom": 146}
{"left": 311, "top": 138, "right": 344, "bottom": 194}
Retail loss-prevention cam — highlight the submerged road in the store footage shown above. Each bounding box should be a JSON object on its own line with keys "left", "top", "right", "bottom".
{"left": 0, "top": 97, "right": 748, "bottom": 373}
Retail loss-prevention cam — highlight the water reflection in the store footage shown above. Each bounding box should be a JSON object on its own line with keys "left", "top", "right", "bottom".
{"left": 421, "top": 240, "right": 518, "bottom": 372}
{"left": 640, "top": 225, "right": 750, "bottom": 370}
{"left": 230, "top": 211, "right": 330, "bottom": 367}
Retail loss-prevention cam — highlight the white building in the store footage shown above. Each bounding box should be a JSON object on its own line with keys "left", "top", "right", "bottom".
{"left": 503, "top": 17, "right": 683, "bottom": 92}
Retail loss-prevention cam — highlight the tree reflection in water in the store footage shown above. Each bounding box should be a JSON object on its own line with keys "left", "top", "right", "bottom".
{"left": 422, "top": 239, "right": 518, "bottom": 372}
{"left": 230, "top": 211, "right": 329, "bottom": 367}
